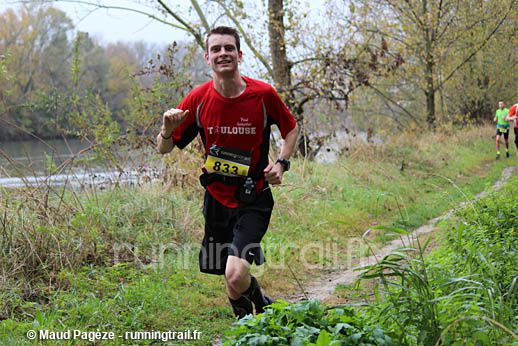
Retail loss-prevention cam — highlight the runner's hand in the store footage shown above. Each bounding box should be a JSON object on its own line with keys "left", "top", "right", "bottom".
{"left": 162, "top": 109, "right": 190, "bottom": 134}
{"left": 264, "top": 161, "right": 283, "bottom": 185}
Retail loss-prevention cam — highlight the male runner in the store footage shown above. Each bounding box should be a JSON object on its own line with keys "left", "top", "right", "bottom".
{"left": 156, "top": 26, "right": 298, "bottom": 318}
{"left": 494, "top": 101, "right": 510, "bottom": 159}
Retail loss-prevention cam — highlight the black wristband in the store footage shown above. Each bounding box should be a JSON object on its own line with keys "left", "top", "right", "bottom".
{"left": 160, "top": 131, "right": 172, "bottom": 140}
{"left": 276, "top": 158, "right": 290, "bottom": 172}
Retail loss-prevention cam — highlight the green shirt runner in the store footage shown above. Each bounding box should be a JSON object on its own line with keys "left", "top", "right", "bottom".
{"left": 495, "top": 108, "right": 509, "bottom": 128}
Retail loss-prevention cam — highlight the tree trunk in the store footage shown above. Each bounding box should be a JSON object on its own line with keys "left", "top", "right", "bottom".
{"left": 425, "top": 87, "right": 435, "bottom": 128}
{"left": 423, "top": 0, "right": 436, "bottom": 128}
{"left": 425, "top": 50, "right": 435, "bottom": 127}
{"left": 267, "top": 0, "right": 291, "bottom": 95}
{"left": 268, "top": 0, "right": 308, "bottom": 155}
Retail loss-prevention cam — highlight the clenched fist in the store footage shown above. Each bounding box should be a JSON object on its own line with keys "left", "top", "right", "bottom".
{"left": 264, "top": 160, "right": 284, "bottom": 185}
{"left": 161, "top": 109, "right": 190, "bottom": 136}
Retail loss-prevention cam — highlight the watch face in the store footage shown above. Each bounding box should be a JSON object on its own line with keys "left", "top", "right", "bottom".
{"left": 277, "top": 158, "right": 290, "bottom": 171}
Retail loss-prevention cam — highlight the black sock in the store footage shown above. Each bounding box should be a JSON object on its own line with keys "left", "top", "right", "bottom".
{"left": 228, "top": 295, "right": 253, "bottom": 319}
{"left": 242, "top": 276, "right": 273, "bottom": 313}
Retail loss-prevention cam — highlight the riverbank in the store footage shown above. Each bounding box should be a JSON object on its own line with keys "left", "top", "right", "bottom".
{"left": 0, "top": 124, "right": 516, "bottom": 345}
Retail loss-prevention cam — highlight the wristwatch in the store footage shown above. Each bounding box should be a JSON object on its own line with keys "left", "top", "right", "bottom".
{"left": 276, "top": 158, "right": 290, "bottom": 172}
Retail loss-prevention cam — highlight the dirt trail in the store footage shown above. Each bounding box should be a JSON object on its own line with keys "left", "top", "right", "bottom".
{"left": 286, "top": 166, "right": 518, "bottom": 302}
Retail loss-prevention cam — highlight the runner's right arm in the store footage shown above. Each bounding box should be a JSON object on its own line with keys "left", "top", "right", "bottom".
{"left": 157, "top": 109, "right": 190, "bottom": 154}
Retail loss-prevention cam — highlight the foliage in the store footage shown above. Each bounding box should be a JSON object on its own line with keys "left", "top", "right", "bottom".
{"left": 205, "top": 0, "right": 404, "bottom": 156}
{"left": 0, "top": 4, "right": 163, "bottom": 142}
{"left": 223, "top": 300, "right": 394, "bottom": 346}
{"left": 2, "top": 0, "right": 515, "bottom": 147}
{"left": 358, "top": 229, "right": 441, "bottom": 345}
{"left": 357, "top": 176, "right": 518, "bottom": 345}
{"left": 432, "top": 181, "right": 518, "bottom": 345}
{"left": 0, "top": 4, "right": 73, "bottom": 140}
{"left": 0, "top": 0, "right": 404, "bottom": 156}
{"left": 347, "top": 0, "right": 518, "bottom": 127}
{"left": 125, "top": 42, "right": 195, "bottom": 150}
{"left": 0, "top": 125, "right": 514, "bottom": 344}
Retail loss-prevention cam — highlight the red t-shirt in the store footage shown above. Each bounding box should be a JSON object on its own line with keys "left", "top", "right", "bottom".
{"left": 172, "top": 76, "right": 297, "bottom": 207}
{"left": 508, "top": 104, "right": 518, "bottom": 127}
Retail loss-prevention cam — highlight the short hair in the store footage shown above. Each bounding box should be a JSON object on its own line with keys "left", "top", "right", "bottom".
{"left": 205, "top": 26, "right": 241, "bottom": 52}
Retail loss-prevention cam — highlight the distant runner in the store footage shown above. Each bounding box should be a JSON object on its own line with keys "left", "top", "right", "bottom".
{"left": 506, "top": 102, "right": 518, "bottom": 158}
{"left": 494, "top": 101, "right": 510, "bottom": 159}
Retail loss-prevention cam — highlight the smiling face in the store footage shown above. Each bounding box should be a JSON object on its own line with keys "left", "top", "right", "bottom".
{"left": 204, "top": 34, "right": 242, "bottom": 76}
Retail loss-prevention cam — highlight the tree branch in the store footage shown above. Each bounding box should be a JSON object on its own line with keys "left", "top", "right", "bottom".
{"left": 385, "top": 0, "right": 424, "bottom": 30}
{"left": 290, "top": 56, "right": 325, "bottom": 66}
{"left": 435, "top": 0, "right": 516, "bottom": 91}
{"left": 213, "top": 0, "right": 274, "bottom": 77}
{"left": 156, "top": 0, "right": 205, "bottom": 48}
{"left": 190, "top": 0, "right": 210, "bottom": 34}
{"left": 368, "top": 84, "right": 422, "bottom": 126}
{"left": 45, "top": 0, "right": 190, "bottom": 33}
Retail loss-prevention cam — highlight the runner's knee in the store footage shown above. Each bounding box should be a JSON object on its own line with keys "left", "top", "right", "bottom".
{"left": 225, "top": 256, "right": 250, "bottom": 290}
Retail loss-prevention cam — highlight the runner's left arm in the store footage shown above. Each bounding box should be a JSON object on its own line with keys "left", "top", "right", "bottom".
{"left": 264, "top": 124, "right": 298, "bottom": 185}
{"left": 279, "top": 125, "right": 299, "bottom": 161}
{"left": 263, "top": 86, "right": 299, "bottom": 185}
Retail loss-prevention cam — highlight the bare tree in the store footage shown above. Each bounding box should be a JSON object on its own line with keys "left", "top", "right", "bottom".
{"left": 350, "top": 0, "right": 517, "bottom": 127}
{"left": 28, "top": 0, "right": 402, "bottom": 155}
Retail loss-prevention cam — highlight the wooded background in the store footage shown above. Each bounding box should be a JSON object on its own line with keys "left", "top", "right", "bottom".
{"left": 1, "top": 0, "right": 516, "bottom": 155}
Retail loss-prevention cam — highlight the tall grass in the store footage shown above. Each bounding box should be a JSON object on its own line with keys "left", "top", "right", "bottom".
{"left": 0, "top": 139, "right": 205, "bottom": 317}
{"left": 265, "top": 123, "right": 508, "bottom": 294}
{"left": 222, "top": 173, "right": 517, "bottom": 346}
{"left": 0, "top": 124, "right": 515, "bottom": 344}
{"left": 356, "top": 175, "right": 518, "bottom": 345}
{"left": 357, "top": 228, "right": 441, "bottom": 345}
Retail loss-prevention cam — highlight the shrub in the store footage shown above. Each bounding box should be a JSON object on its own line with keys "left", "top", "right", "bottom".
{"left": 223, "top": 300, "right": 394, "bottom": 346}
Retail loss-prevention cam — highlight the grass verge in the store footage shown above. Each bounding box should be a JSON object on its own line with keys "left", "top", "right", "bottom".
{"left": 223, "top": 169, "right": 518, "bottom": 345}
{"left": 0, "top": 124, "right": 516, "bottom": 344}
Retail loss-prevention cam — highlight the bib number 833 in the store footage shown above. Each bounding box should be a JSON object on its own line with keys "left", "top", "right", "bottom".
{"left": 213, "top": 161, "right": 239, "bottom": 175}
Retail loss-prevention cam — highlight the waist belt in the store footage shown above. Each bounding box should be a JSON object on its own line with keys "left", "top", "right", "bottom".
{"left": 199, "top": 172, "right": 247, "bottom": 187}
{"left": 199, "top": 172, "right": 265, "bottom": 188}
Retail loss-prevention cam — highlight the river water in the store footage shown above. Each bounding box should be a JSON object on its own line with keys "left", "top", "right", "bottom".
{"left": 0, "top": 138, "right": 157, "bottom": 188}
{"left": 0, "top": 138, "right": 88, "bottom": 174}
{"left": 0, "top": 131, "right": 376, "bottom": 188}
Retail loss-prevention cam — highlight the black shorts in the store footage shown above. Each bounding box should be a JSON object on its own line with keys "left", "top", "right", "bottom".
{"left": 496, "top": 127, "right": 509, "bottom": 139}
{"left": 199, "top": 189, "right": 274, "bottom": 275}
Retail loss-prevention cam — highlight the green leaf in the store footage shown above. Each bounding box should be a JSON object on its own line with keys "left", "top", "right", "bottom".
{"left": 373, "top": 225, "right": 410, "bottom": 235}
{"left": 316, "top": 330, "right": 331, "bottom": 346}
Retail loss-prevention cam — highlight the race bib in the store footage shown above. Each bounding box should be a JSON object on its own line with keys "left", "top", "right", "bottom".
{"left": 498, "top": 126, "right": 509, "bottom": 133}
{"left": 204, "top": 144, "right": 251, "bottom": 177}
